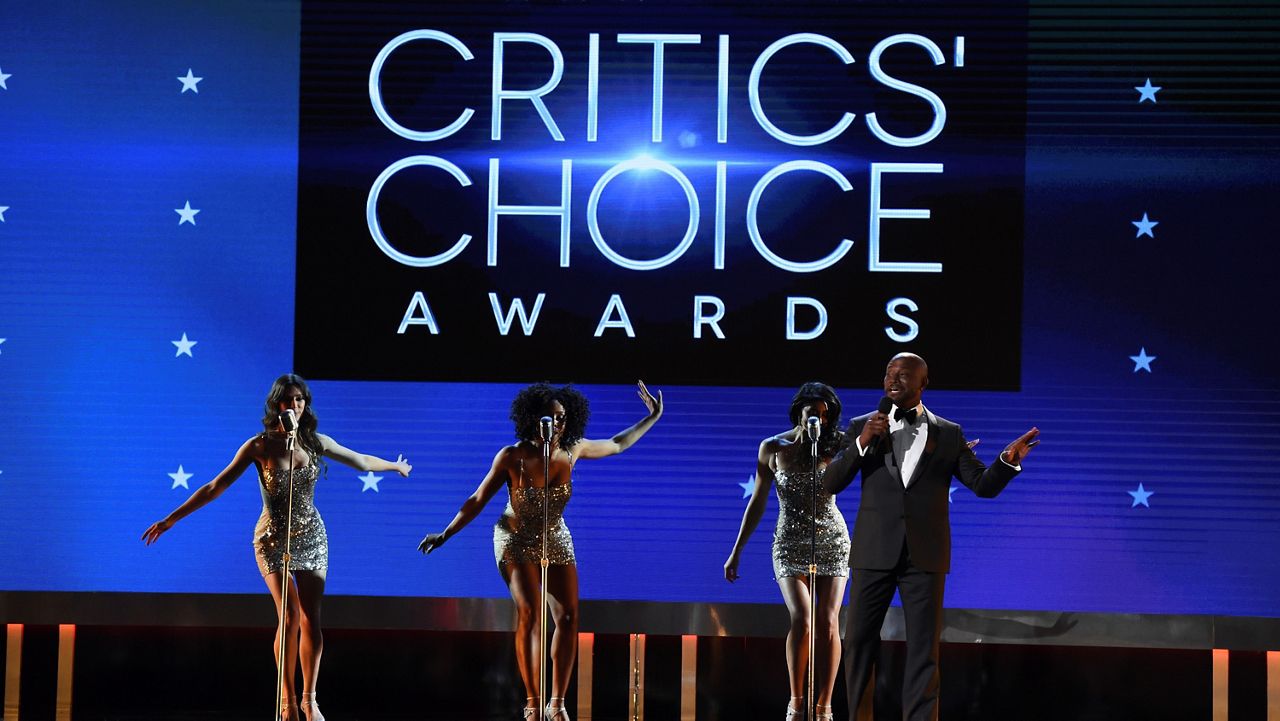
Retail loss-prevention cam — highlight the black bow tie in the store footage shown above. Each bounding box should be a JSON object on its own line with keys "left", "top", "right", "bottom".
{"left": 893, "top": 407, "right": 919, "bottom": 424}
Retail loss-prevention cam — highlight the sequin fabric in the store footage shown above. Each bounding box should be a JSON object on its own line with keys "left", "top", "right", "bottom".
{"left": 493, "top": 482, "right": 576, "bottom": 567}
{"left": 772, "top": 466, "right": 850, "bottom": 579}
{"left": 253, "top": 461, "right": 327, "bottom": 576}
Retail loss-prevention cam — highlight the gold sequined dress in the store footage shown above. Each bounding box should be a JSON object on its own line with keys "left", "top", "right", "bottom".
{"left": 253, "top": 459, "right": 327, "bottom": 576}
{"left": 772, "top": 465, "right": 850, "bottom": 579}
{"left": 493, "top": 460, "right": 576, "bottom": 567}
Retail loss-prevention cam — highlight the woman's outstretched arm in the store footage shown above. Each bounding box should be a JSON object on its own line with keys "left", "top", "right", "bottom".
{"left": 141, "top": 436, "right": 258, "bottom": 544}
{"left": 318, "top": 433, "right": 411, "bottom": 476}
{"left": 418, "top": 447, "right": 511, "bottom": 554}
{"left": 574, "top": 380, "right": 664, "bottom": 460}
{"left": 724, "top": 437, "right": 781, "bottom": 582}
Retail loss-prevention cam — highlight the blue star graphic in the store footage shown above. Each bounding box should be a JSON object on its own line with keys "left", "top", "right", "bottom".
{"left": 177, "top": 68, "right": 203, "bottom": 94}
{"left": 1135, "top": 78, "right": 1161, "bottom": 103}
{"left": 1129, "top": 347, "right": 1156, "bottom": 373}
{"left": 1132, "top": 213, "right": 1158, "bottom": 238}
{"left": 168, "top": 465, "right": 193, "bottom": 490}
{"left": 0, "top": 338, "right": 6, "bottom": 354}
{"left": 359, "top": 472, "right": 383, "bottom": 492}
{"left": 738, "top": 475, "right": 754, "bottom": 499}
{"left": 0, "top": 68, "right": 10, "bottom": 90}
{"left": 1128, "top": 483, "right": 1153, "bottom": 507}
{"left": 172, "top": 333, "right": 197, "bottom": 357}
{"left": 175, "top": 201, "right": 200, "bottom": 225}
{"left": 0, "top": 205, "right": 9, "bottom": 222}
{"left": 948, "top": 485, "right": 958, "bottom": 503}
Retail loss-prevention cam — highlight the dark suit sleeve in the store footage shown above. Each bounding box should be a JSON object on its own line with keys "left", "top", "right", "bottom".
{"left": 822, "top": 419, "right": 867, "bottom": 494}
{"left": 953, "top": 429, "right": 1019, "bottom": 498}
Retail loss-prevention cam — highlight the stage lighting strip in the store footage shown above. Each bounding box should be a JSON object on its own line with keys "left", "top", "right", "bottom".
{"left": 3, "top": 625, "right": 19, "bottom": 721}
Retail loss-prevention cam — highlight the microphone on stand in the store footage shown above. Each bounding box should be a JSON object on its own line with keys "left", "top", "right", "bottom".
{"left": 280, "top": 409, "right": 298, "bottom": 451}
{"left": 539, "top": 416, "right": 554, "bottom": 446}
{"left": 806, "top": 416, "right": 821, "bottom": 453}
{"left": 865, "top": 396, "right": 894, "bottom": 455}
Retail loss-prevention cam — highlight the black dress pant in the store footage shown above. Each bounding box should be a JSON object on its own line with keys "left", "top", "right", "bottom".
{"left": 844, "top": 543, "right": 946, "bottom": 721}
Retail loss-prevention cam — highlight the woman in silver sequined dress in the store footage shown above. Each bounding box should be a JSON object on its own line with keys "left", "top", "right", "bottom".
{"left": 142, "top": 374, "right": 412, "bottom": 721}
{"left": 419, "top": 380, "right": 663, "bottom": 721}
{"left": 724, "top": 382, "right": 850, "bottom": 721}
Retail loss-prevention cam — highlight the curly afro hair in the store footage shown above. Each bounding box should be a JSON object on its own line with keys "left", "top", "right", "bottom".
{"left": 510, "top": 382, "right": 590, "bottom": 451}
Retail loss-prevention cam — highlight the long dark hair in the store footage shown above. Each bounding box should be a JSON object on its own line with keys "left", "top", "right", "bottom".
{"left": 510, "top": 382, "right": 590, "bottom": 451}
{"left": 788, "top": 381, "right": 844, "bottom": 458}
{"left": 262, "top": 373, "right": 326, "bottom": 471}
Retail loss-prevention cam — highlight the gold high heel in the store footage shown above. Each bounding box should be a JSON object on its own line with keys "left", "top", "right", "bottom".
{"left": 784, "top": 697, "right": 803, "bottom": 721}
{"left": 816, "top": 703, "right": 835, "bottom": 721}
{"left": 523, "top": 697, "right": 540, "bottom": 720}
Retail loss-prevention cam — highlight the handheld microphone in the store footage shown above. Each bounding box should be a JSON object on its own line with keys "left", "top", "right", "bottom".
{"left": 806, "top": 416, "right": 821, "bottom": 445}
{"left": 865, "top": 396, "right": 894, "bottom": 455}
{"left": 539, "top": 416, "right": 554, "bottom": 445}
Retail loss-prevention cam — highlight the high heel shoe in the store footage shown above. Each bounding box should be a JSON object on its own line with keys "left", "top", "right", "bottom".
{"left": 300, "top": 692, "right": 324, "bottom": 721}
{"left": 523, "top": 697, "right": 540, "bottom": 720}
{"left": 815, "top": 704, "right": 835, "bottom": 721}
{"left": 784, "top": 697, "right": 803, "bottom": 721}
{"left": 279, "top": 698, "right": 299, "bottom": 721}
{"left": 545, "top": 697, "right": 571, "bottom": 721}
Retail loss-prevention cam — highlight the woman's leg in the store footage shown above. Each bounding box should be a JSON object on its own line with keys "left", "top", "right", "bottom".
{"left": 265, "top": 571, "right": 302, "bottom": 719}
{"left": 777, "top": 576, "right": 812, "bottom": 711}
{"left": 502, "top": 562, "right": 544, "bottom": 714}
{"left": 544, "top": 564, "right": 580, "bottom": 706}
{"left": 294, "top": 569, "right": 327, "bottom": 719}
{"left": 813, "top": 575, "right": 849, "bottom": 707}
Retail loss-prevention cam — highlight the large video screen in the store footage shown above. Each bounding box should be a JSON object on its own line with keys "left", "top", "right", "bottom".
{"left": 1, "top": 0, "right": 1277, "bottom": 618}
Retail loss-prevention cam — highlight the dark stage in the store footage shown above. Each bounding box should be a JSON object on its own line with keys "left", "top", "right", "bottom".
{"left": 3, "top": 593, "right": 1277, "bottom": 721}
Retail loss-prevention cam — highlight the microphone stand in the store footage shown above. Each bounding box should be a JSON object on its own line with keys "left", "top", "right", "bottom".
{"left": 807, "top": 422, "right": 819, "bottom": 721}
{"left": 274, "top": 423, "right": 297, "bottom": 720}
{"left": 539, "top": 429, "right": 552, "bottom": 721}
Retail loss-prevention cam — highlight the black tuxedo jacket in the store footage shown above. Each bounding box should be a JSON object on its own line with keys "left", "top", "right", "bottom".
{"left": 822, "top": 408, "right": 1018, "bottom": 573}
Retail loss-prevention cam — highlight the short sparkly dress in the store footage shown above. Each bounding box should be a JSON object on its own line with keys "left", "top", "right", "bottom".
{"left": 772, "top": 464, "right": 850, "bottom": 579}
{"left": 493, "top": 458, "right": 576, "bottom": 567}
{"left": 253, "top": 453, "right": 327, "bottom": 577}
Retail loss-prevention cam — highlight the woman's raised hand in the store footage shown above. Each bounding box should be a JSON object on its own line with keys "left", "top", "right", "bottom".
{"left": 637, "top": 380, "right": 663, "bottom": 416}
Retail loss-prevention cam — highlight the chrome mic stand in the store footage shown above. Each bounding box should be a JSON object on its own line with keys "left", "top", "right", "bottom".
{"left": 274, "top": 411, "right": 298, "bottom": 720}
{"left": 806, "top": 417, "right": 820, "bottom": 721}
{"left": 538, "top": 416, "right": 553, "bottom": 721}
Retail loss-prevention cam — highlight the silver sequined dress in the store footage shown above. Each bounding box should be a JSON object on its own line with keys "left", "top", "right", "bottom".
{"left": 772, "top": 466, "right": 850, "bottom": 579}
{"left": 253, "top": 460, "right": 328, "bottom": 576}
{"left": 493, "top": 480, "right": 576, "bottom": 567}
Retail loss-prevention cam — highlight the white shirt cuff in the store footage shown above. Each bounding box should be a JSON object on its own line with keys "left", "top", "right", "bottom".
{"left": 854, "top": 437, "right": 869, "bottom": 456}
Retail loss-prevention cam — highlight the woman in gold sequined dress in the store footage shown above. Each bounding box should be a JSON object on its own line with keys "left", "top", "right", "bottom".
{"left": 724, "top": 382, "right": 850, "bottom": 721}
{"left": 142, "top": 374, "right": 412, "bottom": 721}
{"left": 419, "top": 380, "right": 663, "bottom": 721}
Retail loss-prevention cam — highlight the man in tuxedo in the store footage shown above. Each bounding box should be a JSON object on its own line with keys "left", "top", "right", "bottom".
{"left": 823, "top": 353, "right": 1039, "bottom": 721}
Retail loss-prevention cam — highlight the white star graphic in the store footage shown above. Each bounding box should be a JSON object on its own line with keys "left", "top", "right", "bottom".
{"left": 1132, "top": 213, "right": 1158, "bottom": 239}
{"left": 1128, "top": 483, "right": 1153, "bottom": 507}
{"left": 175, "top": 201, "right": 200, "bottom": 226}
{"left": 177, "top": 68, "right": 203, "bottom": 94}
{"left": 358, "top": 472, "right": 383, "bottom": 492}
{"left": 168, "top": 465, "right": 193, "bottom": 489}
{"left": 172, "top": 333, "right": 197, "bottom": 357}
{"left": 0, "top": 338, "right": 6, "bottom": 355}
{"left": 0, "top": 68, "right": 10, "bottom": 90}
{"left": 1135, "top": 78, "right": 1161, "bottom": 103}
{"left": 1129, "top": 347, "right": 1156, "bottom": 373}
{"left": 738, "top": 474, "right": 754, "bottom": 499}
{"left": 0, "top": 206, "right": 8, "bottom": 222}
{"left": 949, "top": 485, "right": 958, "bottom": 503}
